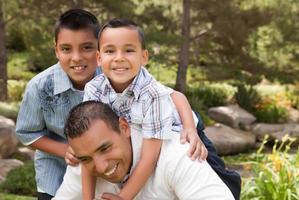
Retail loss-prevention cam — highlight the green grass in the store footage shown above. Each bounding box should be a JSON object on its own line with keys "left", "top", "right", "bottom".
{"left": 7, "top": 52, "right": 35, "bottom": 81}
{"left": 0, "top": 193, "right": 36, "bottom": 200}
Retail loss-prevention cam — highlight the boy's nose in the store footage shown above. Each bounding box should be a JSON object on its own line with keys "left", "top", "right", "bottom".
{"left": 71, "top": 51, "right": 82, "bottom": 62}
{"left": 114, "top": 51, "right": 125, "bottom": 62}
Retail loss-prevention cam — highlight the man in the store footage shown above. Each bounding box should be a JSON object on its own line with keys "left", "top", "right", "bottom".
{"left": 54, "top": 101, "right": 234, "bottom": 200}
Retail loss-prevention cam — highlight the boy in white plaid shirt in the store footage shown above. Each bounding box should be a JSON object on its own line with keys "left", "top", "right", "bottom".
{"left": 82, "top": 19, "right": 207, "bottom": 200}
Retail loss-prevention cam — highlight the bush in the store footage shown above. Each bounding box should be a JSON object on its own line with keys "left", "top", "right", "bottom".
{"left": 0, "top": 102, "right": 20, "bottom": 121}
{"left": 186, "top": 83, "right": 235, "bottom": 108}
{"left": 241, "top": 135, "right": 299, "bottom": 200}
{"left": 234, "top": 83, "right": 261, "bottom": 113}
{"left": 254, "top": 93, "right": 290, "bottom": 123}
{"left": 8, "top": 80, "right": 27, "bottom": 102}
{"left": 0, "top": 161, "right": 36, "bottom": 196}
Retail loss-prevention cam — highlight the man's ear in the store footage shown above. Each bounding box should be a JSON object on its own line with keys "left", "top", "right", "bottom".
{"left": 96, "top": 50, "right": 101, "bottom": 66}
{"left": 119, "top": 117, "right": 130, "bottom": 137}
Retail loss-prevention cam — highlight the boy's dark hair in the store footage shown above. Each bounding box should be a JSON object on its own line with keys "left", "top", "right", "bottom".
{"left": 99, "top": 18, "right": 146, "bottom": 49}
{"left": 64, "top": 101, "right": 120, "bottom": 139}
{"left": 54, "top": 9, "right": 100, "bottom": 43}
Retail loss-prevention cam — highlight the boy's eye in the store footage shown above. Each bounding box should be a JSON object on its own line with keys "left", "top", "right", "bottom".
{"left": 83, "top": 45, "right": 95, "bottom": 51}
{"left": 61, "top": 47, "right": 70, "bottom": 52}
{"left": 104, "top": 49, "right": 114, "bottom": 54}
{"left": 126, "top": 48, "right": 135, "bottom": 53}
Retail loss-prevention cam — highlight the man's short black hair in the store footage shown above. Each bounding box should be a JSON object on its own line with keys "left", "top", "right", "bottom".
{"left": 98, "top": 18, "right": 146, "bottom": 49}
{"left": 54, "top": 9, "right": 100, "bottom": 43}
{"left": 64, "top": 101, "right": 120, "bottom": 139}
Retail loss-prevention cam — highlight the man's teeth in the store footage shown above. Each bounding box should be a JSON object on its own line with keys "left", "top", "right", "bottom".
{"left": 104, "top": 164, "right": 117, "bottom": 176}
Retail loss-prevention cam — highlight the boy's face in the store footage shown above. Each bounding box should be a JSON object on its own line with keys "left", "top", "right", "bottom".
{"left": 98, "top": 27, "right": 148, "bottom": 92}
{"left": 55, "top": 28, "right": 98, "bottom": 90}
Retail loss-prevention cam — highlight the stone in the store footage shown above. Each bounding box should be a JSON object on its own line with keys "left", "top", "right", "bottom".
{"left": 0, "top": 115, "right": 19, "bottom": 158}
{"left": 252, "top": 123, "right": 285, "bottom": 141}
{"left": 0, "top": 159, "right": 24, "bottom": 183}
{"left": 208, "top": 105, "right": 256, "bottom": 129}
{"left": 205, "top": 123, "right": 256, "bottom": 155}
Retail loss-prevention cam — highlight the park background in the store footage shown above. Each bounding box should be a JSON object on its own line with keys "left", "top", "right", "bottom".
{"left": 0, "top": 0, "right": 299, "bottom": 199}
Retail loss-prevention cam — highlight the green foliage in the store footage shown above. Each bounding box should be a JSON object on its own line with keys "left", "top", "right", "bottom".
{"left": 7, "top": 80, "right": 27, "bottom": 102}
{"left": 254, "top": 93, "right": 289, "bottom": 123}
{"left": 186, "top": 84, "right": 235, "bottom": 108}
{"left": 0, "top": 102, "right": 20, "bottom": 120}
{"left": 235, "top": 83, "right": 261, "bottom": 113}
{"left": 241, "top": 135, "right": 299, "bottom": 200}
{"left": 286, "top": 84, "right": 299, "bottom": 109}
{"left": 7, "top": 52, "right": 35, "bottom": 81}
{"left": 0, "top": 161, "right": 36, "bottom": 196}
{"left": 0, "top": 193, "right": 35, "bottom": 200}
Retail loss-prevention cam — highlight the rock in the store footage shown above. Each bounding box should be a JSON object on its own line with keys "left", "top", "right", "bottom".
{"left": 252, "top": 123, "right": 285, "bottom": 141}
{"left": 14, "top": 147, "right": 35, "bottom": 161}
{"left": 0, "top": 115, "right": 19, "bottom": 158}
{"left": 205, "top": 123, "right": 256, "bottom": 155}
{"left": 208, "top": 105, "right": 256, "bottom": 129}
{"left": 287, "top": 107, "right": 299, "bottom": 123}
{"left": 0, "top": 159, "right": 24, "bottom": 183}
{"left": 253, "top": 123, "right": 299, "bottom": 144}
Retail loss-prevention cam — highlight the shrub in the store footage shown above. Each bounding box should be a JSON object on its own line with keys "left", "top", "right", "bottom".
{"left": 241, "top": 135, "right": 299, "bottom": 200}
{"left": 0, "top": 102, "right": 20, "bottom": 121}
{"left": 186, "top": 84, "right": 235, "bottom": 108}
{"left": 0, "top": 161, "right": 36, "bottom": 196}
{"left": 254, "top": 93, "right": 290, "bottom": 123}
{"left": 7, "top": 80, "right": 27, "bottom": 102}
{"left": 234, "top": 83, "right": 261, "bottom": 113}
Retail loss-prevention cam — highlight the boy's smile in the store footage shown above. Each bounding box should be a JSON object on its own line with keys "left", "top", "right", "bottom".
{"left": 55, "top": 28, "right": 98, "bottom": 90}
{"left": 98, "top": 27, "right": 148, "bottom": 93}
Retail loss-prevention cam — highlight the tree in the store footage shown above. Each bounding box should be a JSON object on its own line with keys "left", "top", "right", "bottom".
{"left": 0, "top": 0, "right": 8, "bottom": 101}
{"left": 175, "top": 0, "right": 190, "bottom": 93}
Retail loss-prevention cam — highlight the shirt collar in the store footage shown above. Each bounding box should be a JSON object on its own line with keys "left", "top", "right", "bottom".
{"left": 126, "top": 67, "right": 152, "bottom": 99}
{"left": 53, "top": 63, "right": 101, "bottom": 95}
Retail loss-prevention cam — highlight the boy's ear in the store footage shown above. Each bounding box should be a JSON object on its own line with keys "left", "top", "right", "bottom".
{"left": 119, "top": 117, "right": 130, "bottom": 137}
{"left": 142, "top": 49, "right": 149, "bottom": 66}
{"left": 96, "top": 50, "right": 101, "bottom": 66}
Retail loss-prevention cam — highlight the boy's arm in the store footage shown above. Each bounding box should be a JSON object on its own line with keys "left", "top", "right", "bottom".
{"left": 170, "top": 91, "right": 208, "bottom": 161}
{"left": 118, "top": 139, "right": 162, "bottom": 200}
{"left": 82, "top": 164, "right": 96, "bottom": 200}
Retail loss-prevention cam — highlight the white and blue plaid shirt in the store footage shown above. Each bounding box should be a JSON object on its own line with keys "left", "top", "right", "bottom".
{"left": 84, "top": 67, "right": 182, "bottom": 139}
{"left": 16, "top": 63, "right": 101, "bottom": 196}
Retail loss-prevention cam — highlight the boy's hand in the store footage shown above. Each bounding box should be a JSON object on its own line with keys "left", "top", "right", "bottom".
{"left": 65, "top": 145, "right": 80, "bottom": 166}
{"left": 100, "top": 193, "right": 124, "bottom": 200}
{"left": 180, "top": 128, "right": 208, "bottom": 161}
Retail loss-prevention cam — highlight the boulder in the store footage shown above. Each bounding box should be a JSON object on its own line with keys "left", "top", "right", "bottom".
{"left": 0, "top": 115, "right": 19, "bottom": 158}
{"left": 0, "top": 159, "right": 24, "bottom": 183}
{"left": 15, "top": 147, "right": 35, "bottom": 161}
{"left": 208, "top": 105, "right": 256, "bottom": 129}
{"left": 253, "top": 123, "right": 299, "bottom": 144}
{"left": 205, "top": 123, "right": 256, "bottom": 155}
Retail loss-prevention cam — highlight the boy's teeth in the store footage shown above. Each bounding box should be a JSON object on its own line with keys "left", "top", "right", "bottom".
{"left": 73, "top": 66, "right": 85, "bottom": 70}
{"left": 104, "top": 164, "right": 117, "bottom": 176}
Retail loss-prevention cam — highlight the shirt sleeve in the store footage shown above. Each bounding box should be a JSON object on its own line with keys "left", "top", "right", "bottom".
{"left": 141, "top": 87, "right": 176, "bottom": 140}
{"left": 15, "top": 81, "right": 46, "bottom": 145}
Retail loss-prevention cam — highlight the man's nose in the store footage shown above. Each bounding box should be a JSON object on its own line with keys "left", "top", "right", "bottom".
{"left": 94, "top": 156, "right": 109, "bottom": 174}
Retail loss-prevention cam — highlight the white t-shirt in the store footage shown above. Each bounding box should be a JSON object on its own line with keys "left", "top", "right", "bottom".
{"left": 53, "top": 124, "right": 234, "bottom": 200}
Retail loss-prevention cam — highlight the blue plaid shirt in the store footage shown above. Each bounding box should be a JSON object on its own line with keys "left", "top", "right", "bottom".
{"left": 16, "top": 63, "right": 100, "bottom": 196}
{"left": 84, "top": 67, "right": 182, "bottom": 139}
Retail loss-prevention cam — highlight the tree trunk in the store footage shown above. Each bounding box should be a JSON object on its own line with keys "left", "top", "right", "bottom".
{"left": 175, "top": 0, "right": 190, "bottom": 93}
{"left": 0, "top": 2, "right": 8, "bottom": 101}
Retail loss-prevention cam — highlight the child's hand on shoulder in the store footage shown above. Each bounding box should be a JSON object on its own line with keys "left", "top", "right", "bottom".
{"left": 180, "top": 128, "right": 208, "bottom": 161}
{"left": 65, "top": 145, "right": 80, "bottom": 166}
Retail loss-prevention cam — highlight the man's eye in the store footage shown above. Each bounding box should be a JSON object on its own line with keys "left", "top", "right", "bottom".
{"left": 100, "top": 145, "right": 111, "bottom": 153}
{"left": 80, "top": 158, "right": 91, "bottom": 163}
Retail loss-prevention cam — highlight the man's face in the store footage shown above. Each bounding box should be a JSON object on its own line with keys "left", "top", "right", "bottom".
{"left": 69, "top": 118, "right": 132, "bottom": 183}
{"left": 97, "top": 27, "right": 148, "bottom": 93}
{"left": 55, "top": 28, "right": 98, "bottom": 90}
